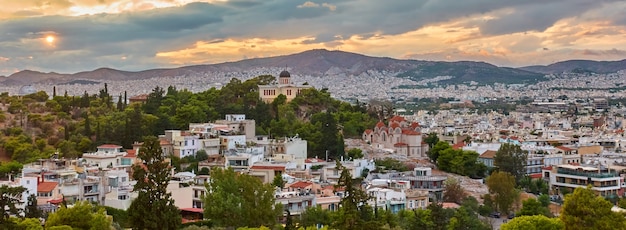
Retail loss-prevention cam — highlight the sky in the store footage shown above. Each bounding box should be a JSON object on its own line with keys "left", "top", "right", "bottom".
{"left": 1, "top": 0, "right": 626, "bottom": 76}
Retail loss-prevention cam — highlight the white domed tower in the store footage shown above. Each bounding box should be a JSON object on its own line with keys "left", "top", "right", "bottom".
{"left": 278, "top": 70, "right": 291, "bottom": 85}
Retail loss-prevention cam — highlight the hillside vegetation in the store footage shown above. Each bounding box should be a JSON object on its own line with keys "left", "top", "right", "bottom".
{"left": 0, "top": 75, "right": 380, "bottom": 164}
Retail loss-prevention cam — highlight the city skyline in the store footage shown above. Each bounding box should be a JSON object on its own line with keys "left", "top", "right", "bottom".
{"left": 1, "top": 0, "right": 626, "bottom": 75}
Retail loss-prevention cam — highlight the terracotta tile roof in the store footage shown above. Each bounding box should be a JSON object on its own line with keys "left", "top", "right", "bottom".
{"left": 389, "top": 116, "right": 406, "bottom": 123}
{"left": 37, "top": 182, "right": 58, "bottom": 193}
{"left": 442, "top": 202, "right": 460, "bottom": 209}
{"left": 390, "top": 123, "right": 400, "bottom": 129}
{"left": 401, "top": 129, "right": 420, "bottom": 135}
{"left": 452, "top": 142, "right": 466, "bottom": 150}
{"left": 480, "top": 150, "right": 497, "bottom": 159}
{"left": 250, "top": 165, "right": 286, "bottom": 171}
{"left": 364, "top": 129, "right": 373, "bottom": 134}
{"left": 542, "top": 166, "right": 553, "bottom": 170}
{"left": 410, "top": 122, "right": 420, "bottom": 129}
{"left": 529, "top": 173, "right": 542, "bottom": 179}
{"left": 180, "top": 208, "right": 203, "bottom": 213}
{"left": 376, "top": 121, "right": 386, "bottom": 128}
{"left": 98, "top": 144, "right": 122, "bottom": 149}
{"left": 394, "top": 142, "right": 408, "bottom": 147}
{"left": 160, "top": 139, "right": 172, "bottom": 145}
{"left": 125, "top": 149, "right": 136, "bottom": 158}
{"left": 556, "top": 146, "right": 574, "bottom": 151}
{"left": 305, "top": 158, "right": 325, "bottom": 163}
{"left": 289, "top": 181, "right": 313, "bottom": 189}
{"left": 129, "top": 94, "right": 148, "bottom": 101}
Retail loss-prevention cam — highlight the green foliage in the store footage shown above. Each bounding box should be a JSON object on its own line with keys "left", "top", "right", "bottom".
{"left": 45, "top": 201, "right": 111, "bottom": 230}
{"left": 494, "top": 143, "right": 528, "bottom": 183}
{"left": 346, "top": 148, "right": 364, "bottom": 159}
{"left": 0, "top": 185, "right": 26, "bottom": 228}
{"left": 0, "top": 161, "right": 23, "bottom": 179}
{"left": 300, "top": 206, "right": 332, "bottom": 228}
{"left": 428, "top": 141, "right": 450, "bottom": 163}
{"left": 424, "top": 132, "right": 439, "bottom": 149}
{"left": 128, "top": 136, "right": 181, "bottom": 230}
{"left": 437, "top": 148, "right": 486, "bottom": 178}
{"left": 332, "top": 160, "right": 372, "bottom": 230}
{"left": 560, "top": 186, "right": 626, "bottom": 230}
{"left": 1, "top": 76, "right": 375, "bottom": 166}
{"left": 501, "top": 215, "right": 564, "bottom": 230}
{"left": 103, "top": 206, "right": 131, "bottom": 228}
{"left": 486, "top": 171, "right": 519, "bottom": 214}
{"left": 517, "top": 198, "right": 551, "bottom": 217}
{"left": 14, "top": 217, "right": 44, "bottom": 230}
{"left": 375, "top": 158, "right": 408, "bottom": 171}
{"left": 24, "top": 194, "right": 42, "bottom": 219}
{"left": 203, "top": 167, "right": 282, "bottom": 228}
{"left": 272, "top": 174, "right": 285, "bottom": 189}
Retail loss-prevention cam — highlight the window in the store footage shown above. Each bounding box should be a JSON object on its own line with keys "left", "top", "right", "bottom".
{"left": 118, "top": 195, "right": 128, "bottom": 200}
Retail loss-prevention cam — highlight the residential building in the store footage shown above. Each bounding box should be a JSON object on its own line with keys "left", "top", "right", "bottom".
{"left": 478, "top": 150, "right": 497, "bottom": 168}
{"left": 215, "top": 114, "right": 256, "bottom": 140}
{"left": 268, "top": 135, "right": 308, "bottom": 168}
{"left": 367, "top": 188, "right": 406, "bottom": 213}
{"left": 224, "top": 148, "right": 264, "bottom": 172}
{"left": 82, "top": 144, "right": 127, "bottom": 169}
{"left": 258, "top": 70, "right": 313, "bottom": 103}
{"left": 275, "top": 188, "right": 316, "bottom": 216}
{"left": 387, "top": 167, "right": 447, "bottom": 201}
{"left": 543, "top": 164, "right": 622, "bottom": 198}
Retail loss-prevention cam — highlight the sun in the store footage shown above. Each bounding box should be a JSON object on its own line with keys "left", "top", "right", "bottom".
{"left": 46, "top": 35, "right": 55, "bottom": 44}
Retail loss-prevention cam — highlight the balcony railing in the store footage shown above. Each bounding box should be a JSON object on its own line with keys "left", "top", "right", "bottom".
{"left": 556, "top": 168, "right": 618, "bottom": 178}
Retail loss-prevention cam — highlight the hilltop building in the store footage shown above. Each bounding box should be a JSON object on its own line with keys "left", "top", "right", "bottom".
{"left": 258, "top": 70, "right": 312, "bottom": 103}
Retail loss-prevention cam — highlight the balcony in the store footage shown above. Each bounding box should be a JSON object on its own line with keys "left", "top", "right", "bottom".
{"left": 556, "top": 168, "right": 618, "bottom": 178}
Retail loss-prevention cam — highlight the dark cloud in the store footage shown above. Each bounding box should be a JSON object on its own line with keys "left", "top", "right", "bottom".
{"left": 0, "top": 0, "right": 625, "bottom": 73}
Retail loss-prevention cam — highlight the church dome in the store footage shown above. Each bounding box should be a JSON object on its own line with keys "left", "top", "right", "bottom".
{"left": 279, "top": 70, "right": 291, "bottom": 78}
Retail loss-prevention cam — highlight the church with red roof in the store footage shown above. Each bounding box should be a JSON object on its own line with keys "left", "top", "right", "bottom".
{"left": 362, "top": 116, "right": 428, "bottom": 158}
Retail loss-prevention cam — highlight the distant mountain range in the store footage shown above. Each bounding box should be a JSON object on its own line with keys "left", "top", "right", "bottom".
{"left": 519, "top": 59, "right": 626, "bottom": 74}
{"left": 1, "top": 49, "right": 625, "bottom": 86}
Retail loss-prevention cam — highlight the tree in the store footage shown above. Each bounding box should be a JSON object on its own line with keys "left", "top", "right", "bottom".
{"left": 428, "top": 141, "right": 450, "bottom": 163}
{"left": 128, "top": 136, "right": 181, "bottom": 230}
{"left": 15, "top": 217, "right": 44, "bottom": 230}
{"left": 494, "top": 143, "right": 527, "bottom": 183}
{"left": 560, "top": 186, "right": 626, "bottom": 230}
{"left": 300, "top": 206, "right": 332, "bottom": 228}
{"left": 24, "top": 194, "right": 42, "bottom": 219}
{"left": 517, "top": 198, "right": 550, "bottom": 217}
{"left": 0, "top": 185, "right": 26, "bottom": 228}
{"left": 443, "top": 177, "right": 467, "bottom": 204}
{"left": 332, "top": 160, "right": 372, "bottom": 230}
{"left": 346, "top": 148, "right": 364, "bottom": 160}
{"left": 501, "top": 215, "right": 564, "bottom": 230}
{"left": 425, "top": 132, "right": 439, "bottom": 149}
{"left": 45, "top": 201, "right": 111, "bottom": 230}
{"left": 272, "top": 174, "right": 285, "bottom": 189}
{"left": 486, "top": 171, "right": 519, "bottom": 214}
{"left": 203, "top": 167, "right": 282, "bottom": 228}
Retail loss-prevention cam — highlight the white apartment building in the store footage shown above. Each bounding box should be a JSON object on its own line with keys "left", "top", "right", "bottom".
{"left": 164, "top": 130, "right": 201, "bottom": 158}
{"left": 215, "top": 114, "right": 256, "bottom": 140}
{"left": 82, "top": 144, "right": 127, "bottom": 168}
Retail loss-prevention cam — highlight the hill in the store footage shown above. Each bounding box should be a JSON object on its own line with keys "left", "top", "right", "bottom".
{"left": 520, "top": 59, "right": 626, "bottom": 74}
{"left": 5, "top": 49, "right": 623, "bottom": 86}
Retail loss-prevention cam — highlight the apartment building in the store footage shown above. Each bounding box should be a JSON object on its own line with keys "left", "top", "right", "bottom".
{"left": 543, "top": 164, "right": 622, "bottom": 197}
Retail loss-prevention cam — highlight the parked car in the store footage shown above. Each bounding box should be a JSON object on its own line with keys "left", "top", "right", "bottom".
{"left": 489, "top": 212, "right": 501, "bottom": 218}
{"left": 508, "top": 213, "right": 515, "bottom": 219}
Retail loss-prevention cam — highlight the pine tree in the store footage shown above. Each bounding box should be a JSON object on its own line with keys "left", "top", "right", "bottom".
{"left": 53, "top": 86, "right": 56, "bottom": 97}
{"left": 128, "top": 136, "right": 181, "bottom": 230}
{"left": 24, "top": 194, "right": 42, "bottom": 219}
{"left": 84, "top": 112, "right": 91, "bottom": 137}
{"left": 0, "top": 185, "right": 27, "bottom": 228}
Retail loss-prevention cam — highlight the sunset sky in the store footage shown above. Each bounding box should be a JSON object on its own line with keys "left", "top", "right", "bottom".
{"left": 1, "top": 0, "right": 626, "bottom": 75}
